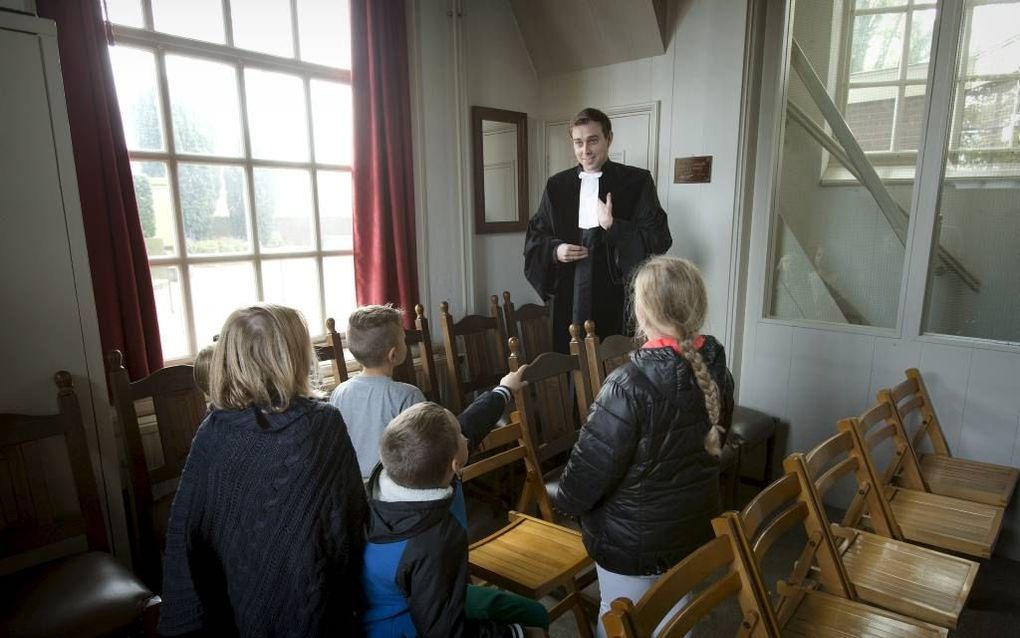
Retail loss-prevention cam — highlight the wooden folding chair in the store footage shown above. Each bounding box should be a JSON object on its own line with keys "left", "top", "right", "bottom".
{"left": 840, "top": 399, "right": 1005, "bottom": 559}
{"left": 392, "top": 304, "right": 440, "bottom": 403}
{"left": 509, "top": 337, "right": 593, "bottom": 469}
{"left": 501, "top": 291, "right": 553, "bottom": 364}
{"left": 439, "top": 297, "right": 508, "bottom": 412}
{"left": 582, "top": 320, "right": 638, "bottom": 396}
{"left": 317, "top": 317, "right": 350, "bottom": 386}
{"left": 464, "top": 412, "right": 595, "bottom": 638}
{"left": 602, "top": 515, "right": 780, "bottom": 638}
{"left": 108, "top": 350, "right": 208, "bottom": 590}
{"left": 732, "top": 474, "right": 947, "bottom": 637}
{"left": 1, "top": 372, "right": 160, "bottom": 636}
{"left": 786, "top": 440, "right": 977, "bottom": 628}
{"left": 884, "top": 368, "right": 1018, "bottom": 507}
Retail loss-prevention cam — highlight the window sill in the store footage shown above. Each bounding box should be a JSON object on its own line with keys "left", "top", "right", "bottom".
{"left": 821, "top": 164, "right": 1020, "bottom": 186}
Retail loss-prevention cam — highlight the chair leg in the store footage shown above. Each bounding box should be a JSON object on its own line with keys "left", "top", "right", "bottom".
{"left": 566, "top": 579, "right": 594, "bottom": 638}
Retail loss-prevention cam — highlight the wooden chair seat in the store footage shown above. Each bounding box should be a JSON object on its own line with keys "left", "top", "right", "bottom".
{"left": 833, "top": 526, "right": 977, "bottom": 627}
{"left": 780, "top": 586, "right": 946, "bottom": 638}
{"left": 470, "top": 511, "right": 591, "bottom": 597}
{"left": 788, "top": 437, "right": 978, "bottom": 629}
{"left": 917, "top": 453, "right": 1018, "bottom": 507}
{"left": 885, "top": 486, "right": 1003, "bottom": 559}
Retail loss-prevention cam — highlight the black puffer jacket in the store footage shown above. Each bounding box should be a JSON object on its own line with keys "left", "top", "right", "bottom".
{"left": 554, "top": 336, "right": 734, "bottom": 575}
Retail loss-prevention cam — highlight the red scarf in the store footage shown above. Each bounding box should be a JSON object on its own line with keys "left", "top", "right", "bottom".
{"left": 642, "top": 335, "right": 705, "bottom": 354}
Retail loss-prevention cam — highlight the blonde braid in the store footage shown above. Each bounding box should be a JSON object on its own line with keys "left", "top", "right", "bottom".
{"left": 679, "top": 338, "right": 725, "bottom": 456}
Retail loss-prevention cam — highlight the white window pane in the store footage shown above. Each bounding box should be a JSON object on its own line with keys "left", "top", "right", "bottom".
{"left": 189, "top": 262, "right": 257, "bottom": 344}
{"left": 297, "top": 0, "right": 351, "bottom": 68}
{"left": 261, "top": 258, "right": 323, "bottom": 331}
{"left": 965, "top": 3, "right": 1020, "bottom": 76}
{"left": 253, "top": 167, "right": 315, "bottom": 252}
{"left": 109, "top": 46, "right": 165, "bottom": 152}
{"left": 906, "top": 9, "right": 936, "bottom": 80}
{"left": 105, "top": 0, "right": 144, "bottom": 28}
{"left": 245, "top": 68, "right": 309, "bottom": 161}
{"left": 894, "top": 84, "right": 927, "bottom": 151}
{"left": 849, "top": 13, "right": 905, "bottom": 80}
{"left": 924, "top": 3, "right": 1020, "bottom": 342}
{"left": 846, "top": 85, "right": 897, "bottom": 151}
{"left": 323, "top": 255, "right": 357, "bottom": 331}
{"left": 317, "top": 170, "right": 352, "bottom": 250}
{"left": 855, "top": 0, "right": 905, "bottom": 8}
{"left": 151, "top": 266, "right": 189, "bottom": 359}
{"left": 954, "top": 81, "right": 1019, "bottom": 150}
{"left": 310, "top": 80, "right": 353, "bottom": 165}
{"left": 166, "top": 55, "right": 243, "bottom": 157}
{"left": 152, "top": 0, "right": 225, "bottom": 44}
{"left": 178, "top": 164, "right": 252, "bottom": 255}
{"left": 132, "top": 161, "right": 177, "bottom": 257}
{"left": 232, "top": 0, "right": 294, "bottom": 58}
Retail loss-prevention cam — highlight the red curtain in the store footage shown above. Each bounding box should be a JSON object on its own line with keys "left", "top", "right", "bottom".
{"left": 37, "top": 0, "right": 163, "bottom": 379}
{"left": 351, "top": 0, "right": 420, "bottom": 324}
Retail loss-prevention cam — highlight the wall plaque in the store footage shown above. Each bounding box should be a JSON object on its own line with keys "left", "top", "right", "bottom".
{"left": 674, "top": 155, "right": 713, "bottom": 184}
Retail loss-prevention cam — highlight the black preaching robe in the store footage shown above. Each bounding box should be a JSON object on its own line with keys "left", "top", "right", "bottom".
{"left": 523, "top": 161, "right": 672, "bottom": 353}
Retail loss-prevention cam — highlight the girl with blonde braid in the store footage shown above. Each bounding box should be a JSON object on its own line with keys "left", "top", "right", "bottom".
{"left": 555, "top": 256, "right": 734, "bottom": 637}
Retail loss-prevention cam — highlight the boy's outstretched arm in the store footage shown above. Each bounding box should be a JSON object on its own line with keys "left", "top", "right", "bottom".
{"left": 458, "top": 366, "right": 528, "bottom": 451}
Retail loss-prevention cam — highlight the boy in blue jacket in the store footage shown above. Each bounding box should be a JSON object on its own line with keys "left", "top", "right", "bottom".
{"left": 360, "top": 372, "right": 550, "bottom": 637}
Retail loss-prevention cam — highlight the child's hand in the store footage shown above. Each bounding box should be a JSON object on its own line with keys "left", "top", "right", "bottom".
{"left": 499, "top": 365, "right": 529, "bottom": 393}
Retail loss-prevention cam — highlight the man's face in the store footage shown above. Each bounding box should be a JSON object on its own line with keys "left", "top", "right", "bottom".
{"left": 571, "top": 121, "right": 612, "bottom": 173}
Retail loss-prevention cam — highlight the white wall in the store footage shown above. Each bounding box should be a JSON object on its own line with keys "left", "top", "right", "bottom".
{"left": 740, "top": 0, "right": 1020, "bottom": 560}
{"left": 411, "top": 0, "right": 752, "bottom": 333}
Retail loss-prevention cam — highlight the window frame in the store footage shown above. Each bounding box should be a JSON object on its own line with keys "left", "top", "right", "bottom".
{"left": 826, "top": 0, "right": 1020, "bottom": 183}
{"left": 108, "top": 0, "right": 355, "bottom": 362}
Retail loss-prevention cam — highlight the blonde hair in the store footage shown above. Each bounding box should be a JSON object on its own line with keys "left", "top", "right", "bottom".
{"left": 632, "top": 256, "right": 725, "bottom": 456}
{"left": 209, "top": 304, "right": 319, "bottom": 412}
{"left": 193, "top": 344, "right": 215, "bottom": 396}
{"left": 346, "top": 305, "right": 405, "bottom": 368}
{"left": 380, "top": 402, "right": 460, "bottom": 489}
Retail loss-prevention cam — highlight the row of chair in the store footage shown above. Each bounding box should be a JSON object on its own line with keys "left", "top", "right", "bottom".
{"left": 601, "top": 369, "right": 1018, "bottom": 637}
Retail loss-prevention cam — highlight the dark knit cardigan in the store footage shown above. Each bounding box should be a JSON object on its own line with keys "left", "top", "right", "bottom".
{"left": 158, "top": 397, "right": 368, "bottom": 637}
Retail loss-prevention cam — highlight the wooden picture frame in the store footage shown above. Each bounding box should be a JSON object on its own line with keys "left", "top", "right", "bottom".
{"left": 472, "top": 105, "right": 529, "bottom": 234}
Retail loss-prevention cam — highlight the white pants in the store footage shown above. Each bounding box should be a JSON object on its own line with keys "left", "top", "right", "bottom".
{"left": 596, "top": 564, "right": 692, "bottom": 638}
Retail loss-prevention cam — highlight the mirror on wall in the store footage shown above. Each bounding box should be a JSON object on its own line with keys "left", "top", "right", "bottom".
{"left": 471, "top": 106, "right": 528, "bottom": 233}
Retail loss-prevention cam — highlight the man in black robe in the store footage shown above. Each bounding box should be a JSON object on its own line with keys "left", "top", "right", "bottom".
{"left": 524, "top": 108, "right": 672, "bottom": 353}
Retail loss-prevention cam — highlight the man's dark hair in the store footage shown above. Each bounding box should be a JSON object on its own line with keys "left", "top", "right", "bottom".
{"left": 380, "top": 402, "right": 460, "bottom": 489}
{"left": 570, "top": 107, "right": 612, "bottom": 138}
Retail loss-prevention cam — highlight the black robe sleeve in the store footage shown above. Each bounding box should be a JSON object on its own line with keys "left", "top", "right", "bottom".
{"left": 604, "top": 171, "right": 672, "bottom": 284}
{"left": 523, "top": 188, "right": 563, "bottom": 301}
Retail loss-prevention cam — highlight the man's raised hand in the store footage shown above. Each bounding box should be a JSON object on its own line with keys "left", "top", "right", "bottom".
{"left": 597, "top": 192, "right": 614, "bottom": 230}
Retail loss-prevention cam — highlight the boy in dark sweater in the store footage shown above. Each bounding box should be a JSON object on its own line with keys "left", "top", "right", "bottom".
{"left": 361, "top": 373, "right": 550, "bottom": 638}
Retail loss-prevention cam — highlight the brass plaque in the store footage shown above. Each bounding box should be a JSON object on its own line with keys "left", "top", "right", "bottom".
{"left": 674, "top": 155, "right": 713, "bottom": 184}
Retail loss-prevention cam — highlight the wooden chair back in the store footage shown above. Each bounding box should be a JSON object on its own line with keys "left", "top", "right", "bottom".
{"left": 889, "top": 369, "right": 952, "bottom": 457}
{"left": 317, "top": 317, "right": 350, "bottom": 385}
{"left": 509, "top": 337, "right": 594, "bottom": 467}
{"left": 736, "top": 472, "right": 854, "bottom": 606}
{"left": 0, "top": 372, "right": 108, "bottom": 558}
{"left": 583, "top": 320, "right": 639, "bottom": 396}
{"left": 393, "top": 304, "right": 440, "bottom": 402}
{"left": 108, "top": 349, "right": 207, "bottom": 589}
{"left": 794, "top": 431, "right": 898, "bottom": 537}
{"left": 848, "top": 398, "right": 928, "bottom": 493}
{"left": 461, "top": 412, "right": 555, "bottom": 522}
{"left": 501, "top": 291, "right": 552, "bottom": 363}
{"left": 439, "top": 297, "right": 508, "bottom": 412}
{"left": 603, "top": 513, "right": 780, "bottom": 638}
